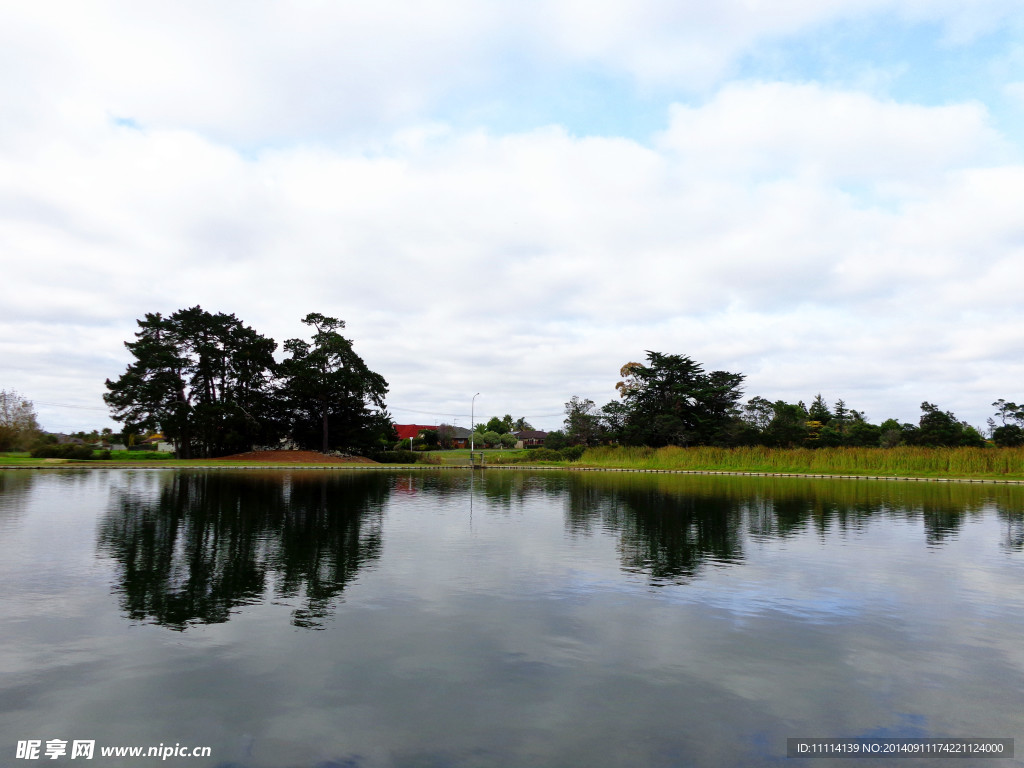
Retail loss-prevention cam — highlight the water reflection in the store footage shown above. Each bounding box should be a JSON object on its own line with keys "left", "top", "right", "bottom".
{"left": 0, "top": 470, "right": 37, "bottom": 525}
{"left": 98, "top": 471, "right": 387, "bottom": 630}
{"left": 562, "top": 473, "right": 1024, "bottom": 583}
{"left": 95, "top": 469, "right": 1024, "bottom": 627}
{"left": 563, "top": 474, "right": 745, "bottom": 582}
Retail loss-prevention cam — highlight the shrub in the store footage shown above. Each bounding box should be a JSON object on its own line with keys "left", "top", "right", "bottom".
{"left": 993, "top": 424, "right": 1024, "bottom": 447}
{"left": 528, "top": 448, "right": 564, "bottom": 462}
{"left": 108, "top": 450, "right": 175, "bottom": 460}
{"left": 30, "top": 444, "right": 108, "bottom": 460}
{"left": 544, "top": 430, "right": 568, "bottom": 450}
{"left": 373, "top": 450, "right": 419, "bottom": 464}
{"left": 560, "top": 446, "right": 585, "bottom": 461}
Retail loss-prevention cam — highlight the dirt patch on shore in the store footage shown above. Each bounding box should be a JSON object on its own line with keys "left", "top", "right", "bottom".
{"left": 216, "top": 450, "right": 377, "bottom": 464}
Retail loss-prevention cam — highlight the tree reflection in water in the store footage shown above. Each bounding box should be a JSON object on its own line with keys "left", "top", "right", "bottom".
{"left": 98, "top": 471, "right": 387, "bottom": 630}
{"left": 562, "top": 473, "right": 1024, "bottom": 583}
{"left": 96, "top": 469, "right": 1024, "bottom": 624}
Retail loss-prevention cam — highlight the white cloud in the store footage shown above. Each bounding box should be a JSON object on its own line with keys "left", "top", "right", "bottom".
{"left": 3, "top": 1, "right": 1022, "bottom": 150}
{"left": 658, "top": 82, "right": 1004, "bottom": 183}
{"left": 2, "top": 3, "right": 1024, "bottom": 433}
{"left": 4, "top": 80, "right": 1023, "bottom": 432}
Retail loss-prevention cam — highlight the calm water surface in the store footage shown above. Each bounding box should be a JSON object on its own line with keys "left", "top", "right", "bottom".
{"left": 1, "top": 469, "right": 1022, "bottom": 767}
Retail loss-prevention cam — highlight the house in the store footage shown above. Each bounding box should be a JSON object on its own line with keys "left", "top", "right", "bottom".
{"left": 514, "top": 430, "right": 548, "bottom": 448}
{"left": 137, "top": 436, "right": 175, "bottom": 452}
{"left": 394, "top": 424, "right": 481, "bottom": 448}
{"left": 441, "top": 426, "right": 474, "bottom": 449}
{"left": 394, "top": 424, "right": 439, "bottom": 442}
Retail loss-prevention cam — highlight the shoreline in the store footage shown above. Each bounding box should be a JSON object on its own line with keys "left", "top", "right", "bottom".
{"left": 4, "top": 461, "right": 1024, "bottom": 484}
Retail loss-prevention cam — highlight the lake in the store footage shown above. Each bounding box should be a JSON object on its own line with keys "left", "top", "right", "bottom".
{"left": 1, "top": 468, "right": 1022, "bottom": 767}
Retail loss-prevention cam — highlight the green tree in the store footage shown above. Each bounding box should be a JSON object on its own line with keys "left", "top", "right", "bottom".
{"left": 741, "top": 396, "right": 774, "bottom": 434}
{"left": 762, "top": 401, "right": 809, "bottom": 447}
{"left": 816, "top": 424, "right": 843, "bottom": 447}
{"left": 484, "top": 416, "right": 508, "bottom": 435}
{"left": 879, "top": 418, "right": 907, "bottom": 447}
{"left": 992, "top": 424, "right": 1024, "bottom": 447}
{"left": 832, "top": 399, "right": 849, "bottom": 437}
{"left": 564, "top": 395, "right": 602, "bottom": 446}
{"left": 0, "top": 390, "right": 42, "bottom": 451}
{"left": 104, "top": 307, "right": 280, "bottom": 458}
{"left": 845, "top": 418, "right": 882, "bottom": 447}
{"left": 512, "top": 416, "right": 533, "bottom": 431}
{"left": 599, "top": 400, "right": 629, "bottom": 443}
{"left": 915, "top": 402, "right": 983, "bottom": 447}
{"left": 808, "top": 394, "right": 832, "bottom": 424}
{"left": 616, "top": 352, "right": 745, "bottom": 447}
{"left": 279, "top": 313, "right": 390, "bottom": 453}
{"left": 988, "top": 400, "right": 1024, "bottom": 446}
{"left": 990, "top": 399, "right": 1023, "bottom": 426}
{"left": 436, "top": 423, "right": 456, "bottom": 449}
{"left": 545, "top": 430, "right": 568, "bottom": 450}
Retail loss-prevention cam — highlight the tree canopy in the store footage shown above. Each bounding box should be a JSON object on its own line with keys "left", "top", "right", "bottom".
{"left": 104, "top": 307, "right": 279, "bottom": 458}
{"left": 105, "top": 308, "right": 391, "bottom": 457}
{"left": 279, "top": 313, "right": 390, "bottom": 453}
{"left": 612, "top": 351, "right": 745, "bottom": 447}
{"left": 569, "top": 354, "right": 996, "bottom": 450}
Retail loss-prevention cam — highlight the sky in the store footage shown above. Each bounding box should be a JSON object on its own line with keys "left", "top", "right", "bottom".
{"left": 3, "top": 1, "right": 1024, "bottom": 435}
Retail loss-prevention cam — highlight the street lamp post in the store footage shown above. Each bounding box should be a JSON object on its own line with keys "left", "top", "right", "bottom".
{"left": 471, "top": 393, "right": 480, "bottom": 453}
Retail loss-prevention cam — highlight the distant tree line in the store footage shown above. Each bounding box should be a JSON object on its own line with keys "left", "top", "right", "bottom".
{"left": 467, "top": 415, "right": 533, "bottom": 449}
{"left": 104, "top": 307, "right": 393, "bottom": 458}
{"left": 406, "top": 415, "right": 535, "bottom": 450}
{"left": 8, "top": 344, "right": 1018, "bottom": 460}
{"left": 555, "top": 351, "right": 999, "bottom": 449}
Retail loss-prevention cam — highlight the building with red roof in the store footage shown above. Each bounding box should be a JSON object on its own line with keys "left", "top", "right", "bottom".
{"left": 394, "top": 424, "right": 438, "bottom": 441}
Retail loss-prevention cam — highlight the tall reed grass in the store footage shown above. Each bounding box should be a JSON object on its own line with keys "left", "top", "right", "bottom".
{"left": 581, "top": 445, "right": 1024, "bottom": 478}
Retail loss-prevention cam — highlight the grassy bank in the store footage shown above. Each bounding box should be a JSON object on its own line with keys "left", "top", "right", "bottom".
{"left": 580, "top": 445, "right": 1024, "bottom": 479}
{"left": 6, "top": 446, "right": 1024, "bottom": 480}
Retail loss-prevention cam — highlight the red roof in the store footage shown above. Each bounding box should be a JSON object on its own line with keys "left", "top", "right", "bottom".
{"left": 394, "top": 424, "right": 438, "bottom": 440}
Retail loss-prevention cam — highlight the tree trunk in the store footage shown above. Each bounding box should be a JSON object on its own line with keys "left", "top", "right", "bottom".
{"left": 322, "top": 405, "right": 329, "bottom": 454}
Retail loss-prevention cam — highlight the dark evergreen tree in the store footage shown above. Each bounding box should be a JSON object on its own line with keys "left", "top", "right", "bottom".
{"left": 104, "top": 307, "right": 280, "bottom": 457}
{"left": 808, "top": 394, "right": 832, "bottom": 424}
{"left": 278, "top": 313, "right": 390, "bottom": 453}
{"left": 915, "top": 402, "right": 984, "bottom": 447}
{"left": 616, "top": 352, "right": 745, "bottom": 447}
{"left": 762, "top": 401, "right": 809, "bottom": 447}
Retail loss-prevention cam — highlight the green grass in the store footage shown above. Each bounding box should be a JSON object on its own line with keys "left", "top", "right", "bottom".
{"left": 108, "top": 450, "right": 176, "bottom": 461}
{"left": 6, "top": 445, "right": 1024, "bottom": 480}
{"left": 422, "top": 448, "right": 533, "bottom": 465}
{"left": 0, "top": 452, "right": 53, "bottom": 465}
{"left": 580, "top": 445, "right": 1024, "bottom": 479}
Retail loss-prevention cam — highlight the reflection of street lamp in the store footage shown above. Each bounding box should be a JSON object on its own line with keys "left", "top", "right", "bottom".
{"left": 471, "top": 393, "right": 480, "bottom": 453}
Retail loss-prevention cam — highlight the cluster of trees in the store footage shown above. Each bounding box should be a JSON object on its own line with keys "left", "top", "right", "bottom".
{"left": 555, "top": 351, "right": 994, "bottom": 449}
{"left": 988, "top": 400, "right": 1024, "bottom": 447}
{"left": 465, "top": 414, "right": 533, "bottom": 449}
{"left": 0, "top": 390, "right": 42, "bottom": 451}
{"left": 11, "top": 340, "right": 1019, "bottom": 460}
{"left": 104, "top": 307, "right": 393, "bottom": 458}
{"left": 405, "top": 415, "right": 535, "bottom": 450}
